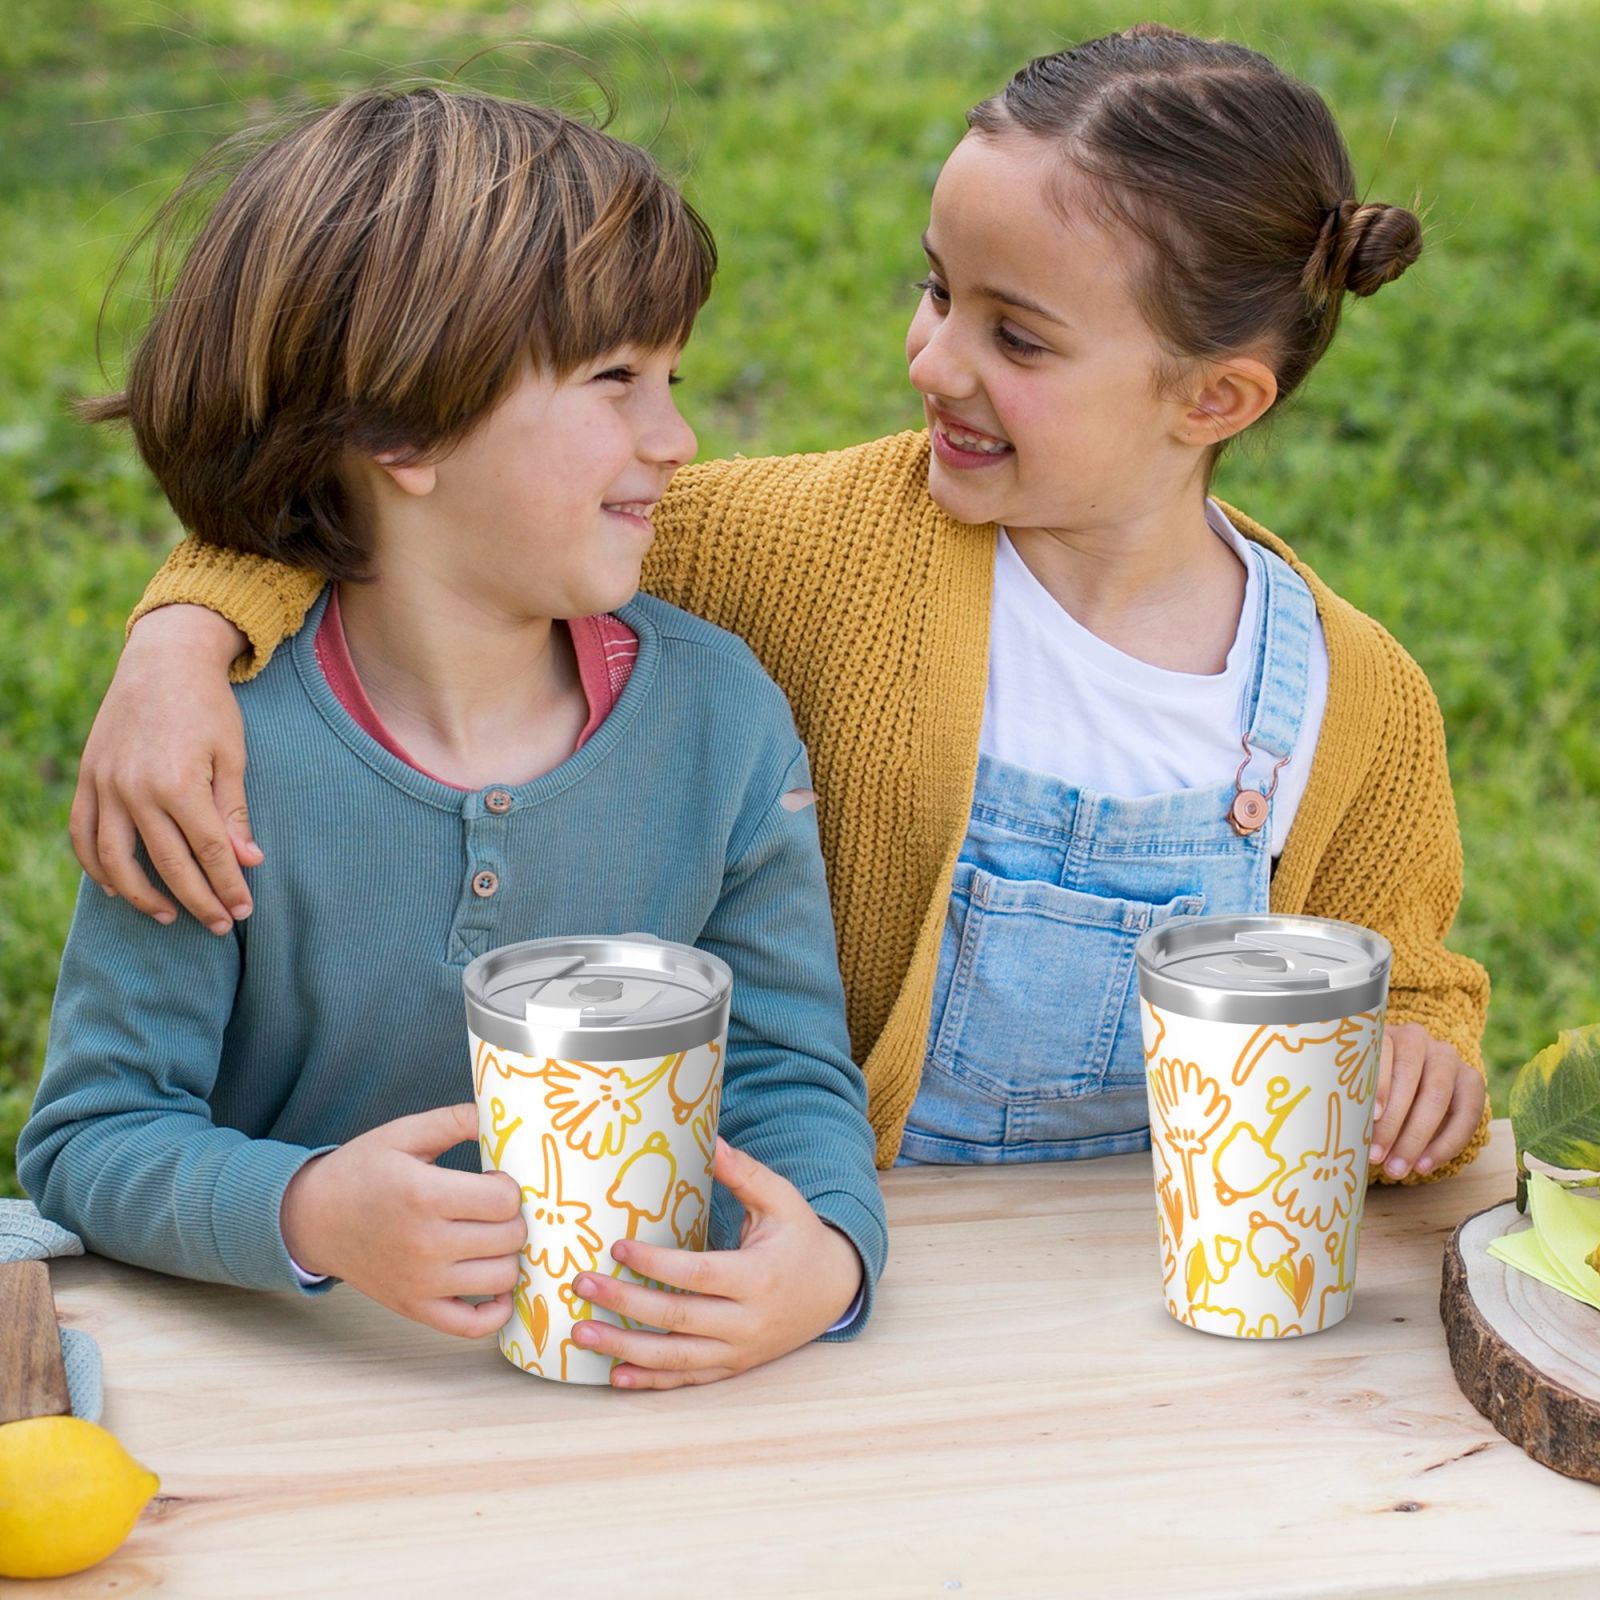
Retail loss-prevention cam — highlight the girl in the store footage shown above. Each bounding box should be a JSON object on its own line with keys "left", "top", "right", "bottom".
{"left": 69, "top": 25, "right": 1489, "bottom": 1185}
{"left": 21, "top": 87, "right": 885, "bottom": 1389}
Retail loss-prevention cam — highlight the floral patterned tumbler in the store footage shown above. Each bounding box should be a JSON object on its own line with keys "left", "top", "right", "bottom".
{"left": 1135, "top": 914, "right": 1391, "bottom": 1339}
{"left": 463, "top": 935, "right": 731, "bottom": 1383}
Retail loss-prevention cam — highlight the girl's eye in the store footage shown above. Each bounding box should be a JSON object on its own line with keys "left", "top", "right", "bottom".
{"left": 594, "top": 366, "right": 637, "bottom": 384}
{"left": 997, "top": 325, "right": 1045, "bottom": 358}
{"left": 913, "top": 277, "right": 950, "bottom": 307}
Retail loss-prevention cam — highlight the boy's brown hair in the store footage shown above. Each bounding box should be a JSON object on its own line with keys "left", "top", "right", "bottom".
{"left": 85, "top": 87, "right": 717, "bottom": 579}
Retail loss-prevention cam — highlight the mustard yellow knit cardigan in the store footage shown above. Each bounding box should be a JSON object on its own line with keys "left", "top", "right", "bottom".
{"left": 133, "top": 430, "right": 1491, "bottom": 1178}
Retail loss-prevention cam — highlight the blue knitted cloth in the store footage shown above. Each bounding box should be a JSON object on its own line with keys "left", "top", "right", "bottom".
{"left": 0, "top": 1199, "right": 103, "bottom": 1423}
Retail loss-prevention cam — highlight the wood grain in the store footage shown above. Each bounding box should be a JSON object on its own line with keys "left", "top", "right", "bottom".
{"left": 37, "top": 1123, "right": 1600, "bottom": 1600}
{"left": 1442, "top": 1201, "right": 1600, "bottom": 1484}
{"left": 0, "top": 1260, "right": 71, "bottom": 1424}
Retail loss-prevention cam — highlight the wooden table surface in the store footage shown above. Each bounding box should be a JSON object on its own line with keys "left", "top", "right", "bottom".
{"left": 38, "top": 1120, "right": 1600, "bottom": 1598}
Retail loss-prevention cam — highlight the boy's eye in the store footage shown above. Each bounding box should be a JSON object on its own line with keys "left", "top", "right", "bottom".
{"left": 594, "top": 366, "right": 637, "bottom": 384}
{"left": 913, "top": 276, "right": 950, "bottom": 307}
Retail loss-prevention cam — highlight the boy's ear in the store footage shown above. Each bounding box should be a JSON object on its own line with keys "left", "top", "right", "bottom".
{"left": 1180, "top": 356, "right": 1278, "bottom": 447}
{"left": 372, "top": 450, "right": 437, "bottom": 498}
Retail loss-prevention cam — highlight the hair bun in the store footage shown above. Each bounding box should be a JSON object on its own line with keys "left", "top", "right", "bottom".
{"left": 1305, "top": 200, "right": 1422, "bottom": 300}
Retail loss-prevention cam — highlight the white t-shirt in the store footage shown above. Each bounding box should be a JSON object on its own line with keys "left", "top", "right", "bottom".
{"left": 979, "top": 502, "right": 1329, "bottom": 857}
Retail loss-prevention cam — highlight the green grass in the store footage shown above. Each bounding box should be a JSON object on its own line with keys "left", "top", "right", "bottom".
{"left": 3, "top": 0, "right": 1597, "bottom": 1194}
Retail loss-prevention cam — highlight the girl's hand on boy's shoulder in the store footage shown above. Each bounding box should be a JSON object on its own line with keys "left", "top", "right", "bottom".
{"left": 280, "top": 1102, "right": 527, "bottom": 1339}
{"left": 568, "top": 1137, "right": 864, "bottom": 1390}
{"left": 1369, "top": 1022, "right": 1487, "bottom": 1181}
{"left": 71, "top": 603, "right": 259, "bottom": 935}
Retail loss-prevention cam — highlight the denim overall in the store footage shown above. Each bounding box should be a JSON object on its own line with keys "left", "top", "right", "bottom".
{"left": 898, "top": 541, "right": 1315, "bottom": 1165}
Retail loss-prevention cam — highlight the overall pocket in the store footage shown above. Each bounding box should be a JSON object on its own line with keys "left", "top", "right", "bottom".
{"left": 926, "top": 864, "right": 1203, "bottom": 1147}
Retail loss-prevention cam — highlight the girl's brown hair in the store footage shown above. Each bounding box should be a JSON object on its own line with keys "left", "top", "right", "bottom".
{"left": 85, "top": 87, "right": 716, "bottom": 579}
{"left": 967, "top": 23, "right": 1420, "bottom": 426}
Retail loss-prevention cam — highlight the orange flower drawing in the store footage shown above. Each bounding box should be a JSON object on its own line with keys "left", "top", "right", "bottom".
{"left": 542, "top": 1055, "right": 673, "bottom": 1159}
{"left": 1332, "top": 1013, "right": 1382, "bottom": 1102}
{"left": 1148, "top": 1057, "right": 1231, "bottom": 1219}
{"left": 1273, "top": 1092, "right": 1360, "bottom": 1233}
{"left": 668, "top": 1043, "right": 720, "bottom": 1125}
{"left": 1245, "top": 1211, "right": 1300, "bottom": 1279}
{"left": 1141, "top": 1000, "right": 1168, "bottom": 1064}
{"left": 669, "top": 1180, "right": 708, "bottom": 1250}
{"left": 607, "top": 1131, "right": 677, "bottom": 1239}
{"left": 473, "top": 1037, "right": 556, "bottom": 1097}
{"left": 520, "top": 1134, "right": 602, "bottom": 1280}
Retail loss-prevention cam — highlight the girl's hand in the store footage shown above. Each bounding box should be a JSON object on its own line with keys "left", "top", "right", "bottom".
{"left": 1369, "top": 1021, "right": 1487, "bottom": 1180}
{"left": 70, "top": 605, "right": 259, "bottom": 933}
{"left": 280, "top": 1102, "right": 527, "bottom": 1339}
{"left": 567, "top": 1137, "right": 864, "bottom": 1389}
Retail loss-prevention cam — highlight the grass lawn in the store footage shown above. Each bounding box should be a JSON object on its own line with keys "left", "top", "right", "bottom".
{"left": 3, "top": 0, "right": 1597, "bottom": 1195}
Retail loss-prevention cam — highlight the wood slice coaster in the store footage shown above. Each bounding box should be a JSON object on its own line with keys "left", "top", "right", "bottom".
{"left": 1442, "top": 1200, "right": 1600, "bottom": 1484}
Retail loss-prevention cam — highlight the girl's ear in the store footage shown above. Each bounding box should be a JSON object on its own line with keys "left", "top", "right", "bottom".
{"left": 372, "top": 451, "right": 437, "bottom": 498}
{"left": 1181, "top": 357, "right": 1278, "bottom": 447}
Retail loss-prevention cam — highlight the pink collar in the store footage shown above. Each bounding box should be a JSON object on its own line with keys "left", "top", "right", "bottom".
{"left": 315, "top": 588, "right": 638, "bottom": 790}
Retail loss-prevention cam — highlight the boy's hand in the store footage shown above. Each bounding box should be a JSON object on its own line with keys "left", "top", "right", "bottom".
{"left": 280, "top": 1103, "right": 526, "bottom": 1339}
{"left": 70, "top": 604, "right": 257, "bottom": 934}
{"left": 568, "top": 1137, "right": 864, "bottom": 1389}
{"left": 1369, "top": 1021, "right": 1486, "bottom": 1180}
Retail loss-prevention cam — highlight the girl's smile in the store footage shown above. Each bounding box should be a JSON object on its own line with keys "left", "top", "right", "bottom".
{"left": 906, "top": 132, "right": 1209, "bottom": 544}
{"left": 928, "top": 407, "right": 1014, "bottom": 467}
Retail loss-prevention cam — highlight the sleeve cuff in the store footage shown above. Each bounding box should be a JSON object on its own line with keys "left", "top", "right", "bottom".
{"left": 288, "top": 1254, "right": 331, "bottom": 1288}
{"left": 211, "top": 1140, "right": 339, "bottom": 1294}
{"left": 824, "top": 1276, "right": 866, "bottom": 1335}
{"left": 129, "top": 544, "right": 324, "bottom": 682}
{"left": 808, "top": 1189, "right": 887, "bottom": 1343}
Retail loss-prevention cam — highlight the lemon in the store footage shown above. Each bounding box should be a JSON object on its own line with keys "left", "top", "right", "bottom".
{"left": 0, "top": 1416, "right": 160, "bottom": 1579}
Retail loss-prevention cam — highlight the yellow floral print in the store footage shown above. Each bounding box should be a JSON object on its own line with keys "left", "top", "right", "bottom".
{"left": 520, "top": 1134, "right": 602, "bottom": 1280}
{"left": 1211, "top": 1077, "right": 1308, "bottom": 1206}
{"left": 1273, "top": 1093, "right": 1359, "bottom": 1233}
{"left": 1245, "top": 1212, "right": 1299, "bottom": 1279}
{"left": 690, "top": 1081, "right": 723, "bottom": 1166}
{"left": 1332, "top": 1012, "right": 1382, "bottom": 1102}
{"left": 668, "top": 1043, "right": 720, "bottom": 1125}
{"left": 1182, "top": 1236, "right": 1245, "bottom": 1335}
{"left": 1231, "top": 1017, "right": 1377, "bottom": 1093}
{"left": 512, "top": 1267, "right": 549, "bottom": 1358}
{"left": 542, "top": 1053, "right": 675, "bottom": 1159}
{"left": 670, "top": 1180, "right": 708, "bottom": 1249}
{"left": 473, "top": 1037, "right": 555, "bottom": 1097}
{"left": 607, "top": 1132, "right": 677, "bottom": 1239}
{"left": 479, "top": 1095, "right": 523, "bottom": 1172}
{"left": 1243, "top": 1313, "right": 1302, "bottom": 1339}
{"left": 1149, "top": 1057, "right": 1231, "bottom": 1220}
{"left": 1141, "top": 1000, "right": 1167, "bottom": 1063}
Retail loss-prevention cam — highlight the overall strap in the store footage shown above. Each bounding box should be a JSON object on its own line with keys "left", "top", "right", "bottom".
{"left": 1239, "top": 542, "right": 1316, "bottom": 777}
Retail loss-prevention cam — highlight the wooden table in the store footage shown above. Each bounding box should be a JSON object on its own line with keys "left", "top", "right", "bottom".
{"left": 39, "top": 1121, "right": 1600, "bottom": 1598}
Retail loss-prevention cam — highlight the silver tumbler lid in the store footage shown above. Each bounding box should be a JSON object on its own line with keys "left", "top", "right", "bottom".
{"left": 464, "top": 934, "right": 732, "bottom": 1060}
{"left": 1135, "top": 914, "right": 1391, "bottom": 1025}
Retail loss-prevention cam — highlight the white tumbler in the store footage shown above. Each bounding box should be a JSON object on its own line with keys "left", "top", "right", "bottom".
{"left": 464, "top": 935, "right": 730, "bottom": 1383}
{"left": 1136, "top": 914, "right": 1391, "bottom": 1339}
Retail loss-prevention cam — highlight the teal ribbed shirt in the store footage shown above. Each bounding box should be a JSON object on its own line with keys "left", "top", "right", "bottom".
{"left": 21, "top": 590, "right": 885, "bottom": 1330}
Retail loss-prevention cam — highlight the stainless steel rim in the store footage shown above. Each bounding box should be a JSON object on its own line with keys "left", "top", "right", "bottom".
{"left": 1135, "top": 913, "right": 1391, "bottom": 1025}
{"left": 464, "top": 935, "right": 731, "bottom": 1060}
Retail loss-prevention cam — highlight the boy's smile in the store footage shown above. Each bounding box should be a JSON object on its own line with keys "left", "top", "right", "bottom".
{"left": 364, "top": 343, "right": 695, "bottom": 623}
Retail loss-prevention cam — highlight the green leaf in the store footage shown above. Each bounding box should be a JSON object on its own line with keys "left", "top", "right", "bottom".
{"left": 1509, "top": 1024, "right": 1600, "bottom": 1174}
